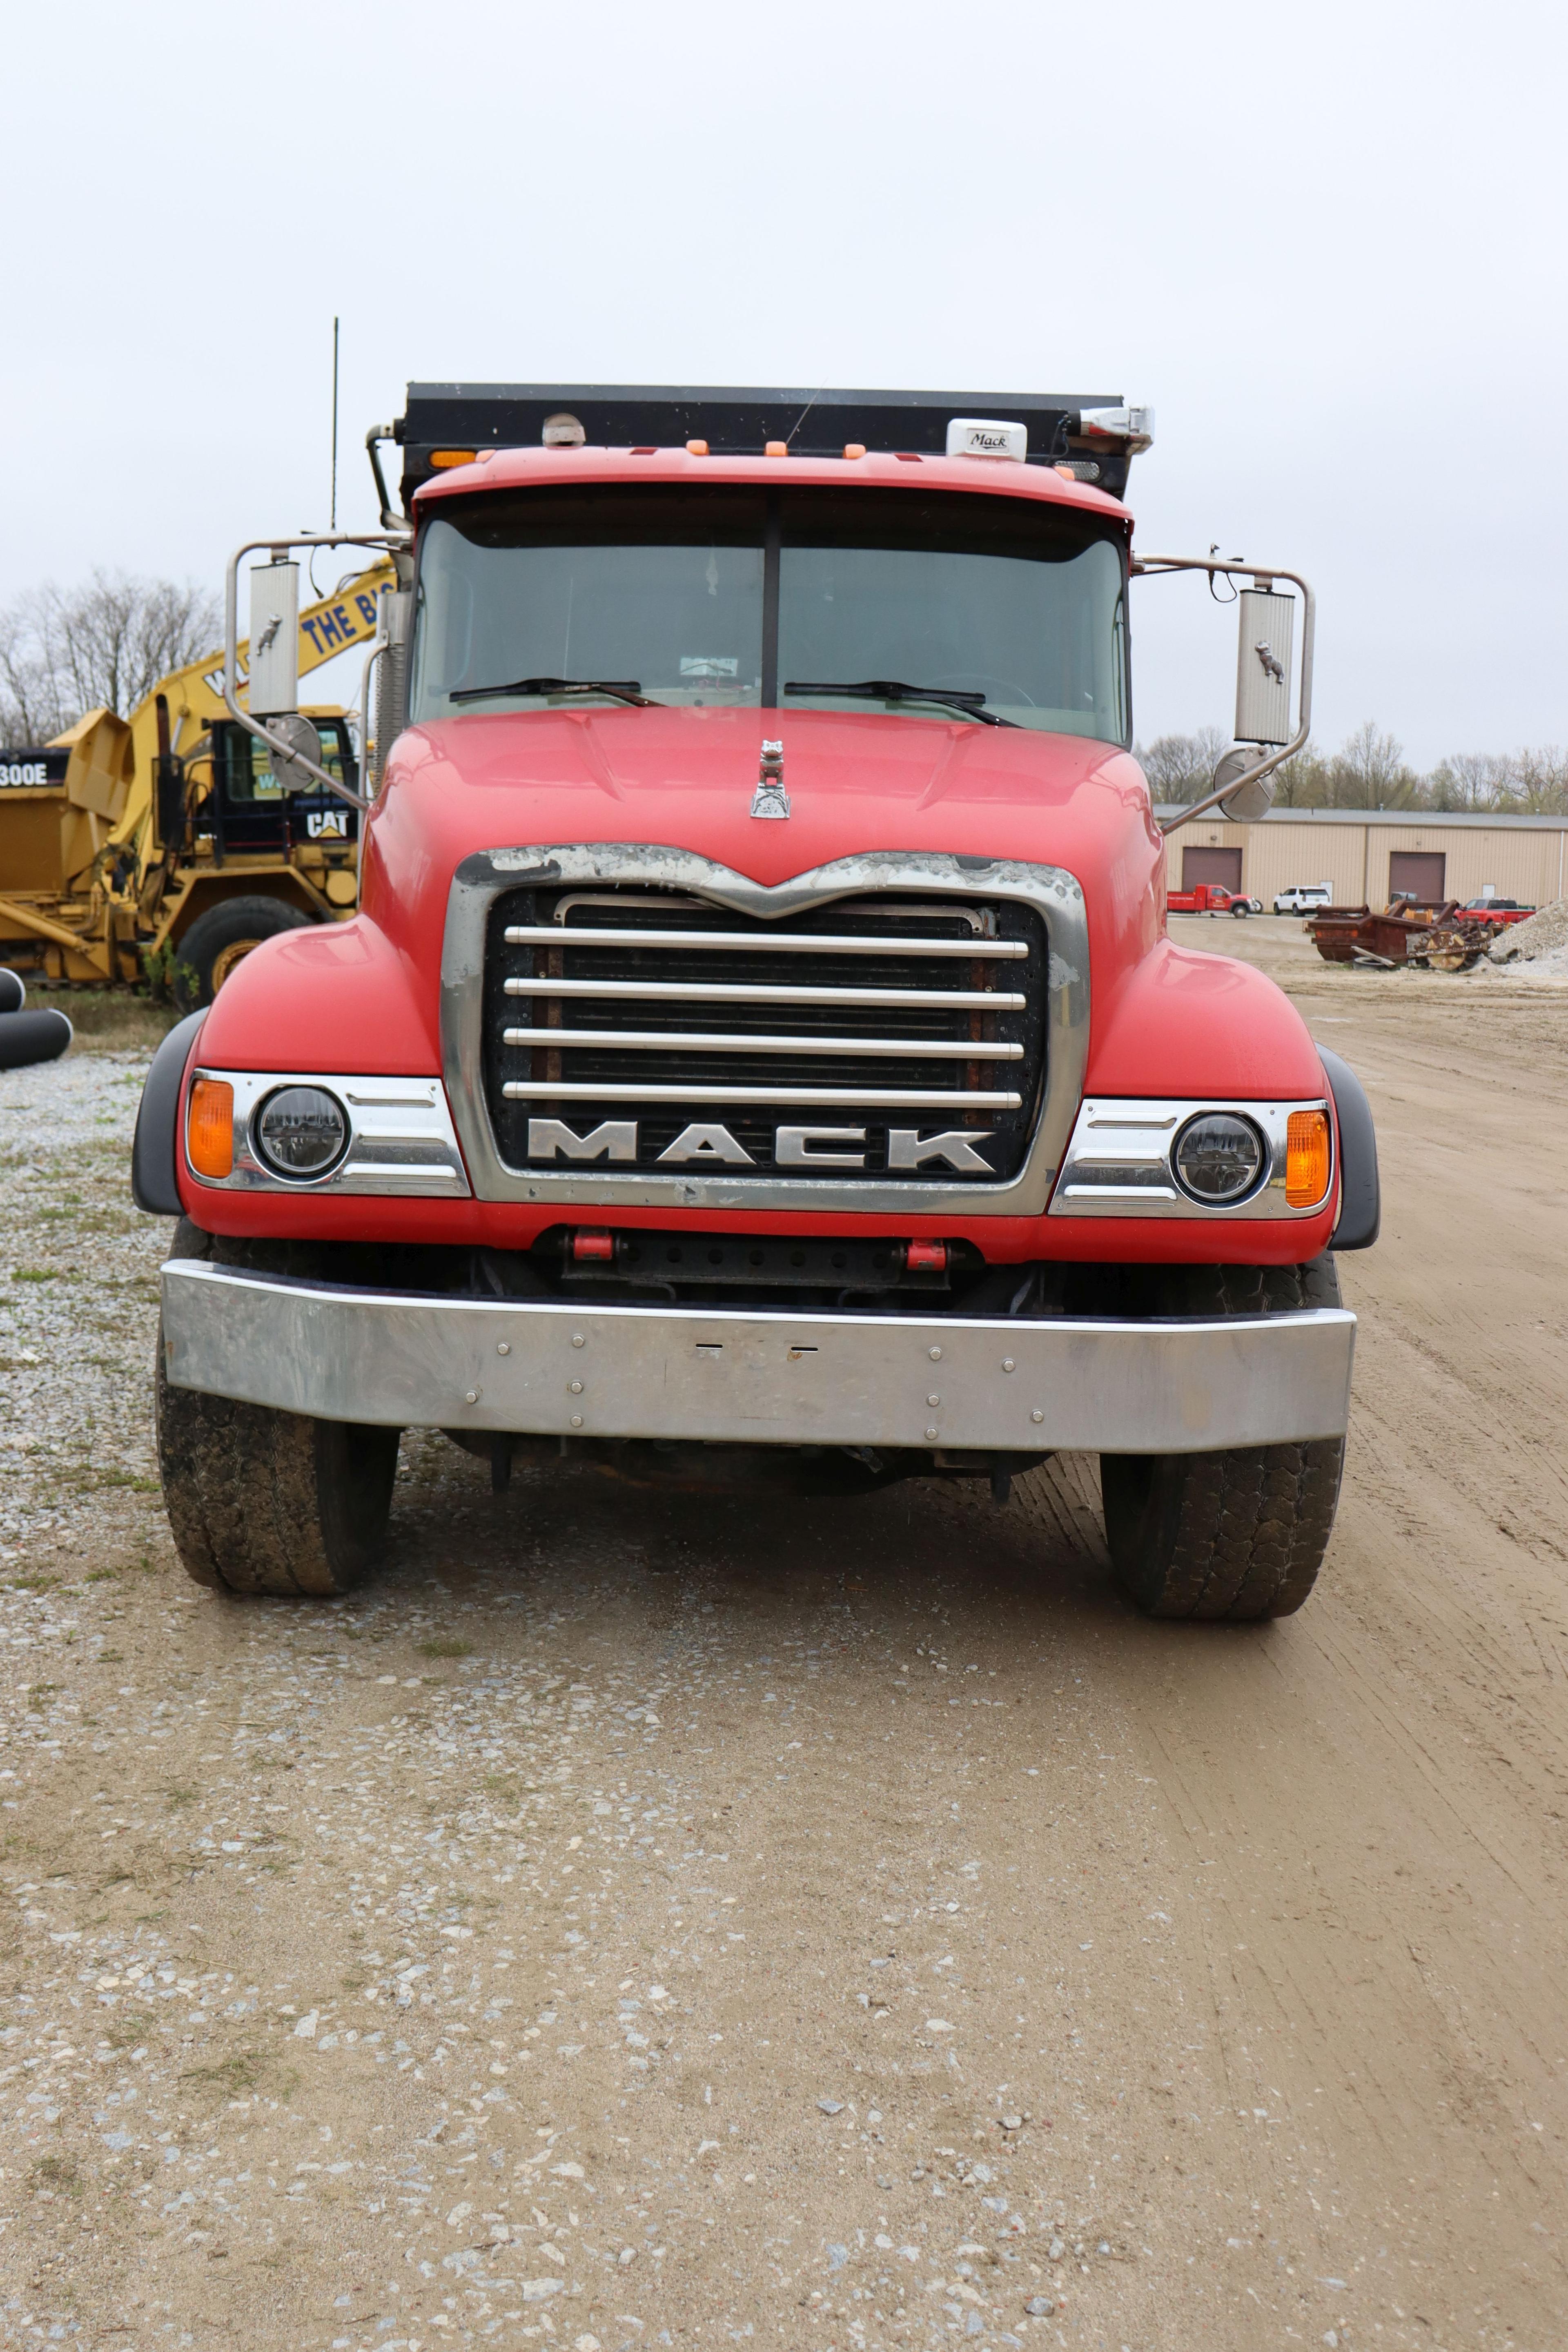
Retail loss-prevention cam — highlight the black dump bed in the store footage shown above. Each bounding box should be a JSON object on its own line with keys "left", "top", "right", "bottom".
{"left": 394, "top": 385, "right": 1149, "bottom": 508}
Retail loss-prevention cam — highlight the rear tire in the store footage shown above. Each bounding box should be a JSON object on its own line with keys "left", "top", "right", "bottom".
{"left": 154, "top": 1223, "right": 399, "bottom": 1595}
{"left": 171, "top": 895, "right": 314, "bottom": 1012}
{"left": 1100, "top": 1256, "right": 1345, "bottom": 1621}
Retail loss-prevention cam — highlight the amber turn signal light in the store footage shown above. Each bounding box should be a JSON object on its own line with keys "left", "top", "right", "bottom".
{"left": 428, "top": 449, "right": 477, "bottom": 469}
{"left": 1285, "top": 1108, "right": 1331, "bottom": 1207}
{"left": 187, "top": 1077, "right": 234, "bottom": 1179}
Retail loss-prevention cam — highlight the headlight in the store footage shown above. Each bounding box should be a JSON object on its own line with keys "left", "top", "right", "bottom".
{"left": 253, "top": 1085, "right": 348, "bottom": 1179}
{"left": 1173, "top": 1111, "right": 1264, "bottom": 1205}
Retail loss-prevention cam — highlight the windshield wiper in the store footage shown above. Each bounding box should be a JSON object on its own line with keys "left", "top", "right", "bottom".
{"left": 784, "top": 678, "right": 1014, "bottom": 727}
{"left": 450, "top": 676, "right": 663, "bottom": 708}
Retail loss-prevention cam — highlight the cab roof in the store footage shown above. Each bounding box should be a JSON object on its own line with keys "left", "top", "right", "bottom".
{"left": 411, "top": 439, "right": 1133, "bottom": 526}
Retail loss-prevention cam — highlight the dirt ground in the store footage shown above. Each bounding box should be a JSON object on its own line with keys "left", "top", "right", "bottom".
{"left": 0, "top": 928, "right": 1564, "bottom": 2352}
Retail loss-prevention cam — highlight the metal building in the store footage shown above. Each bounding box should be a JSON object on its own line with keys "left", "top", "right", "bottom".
{"left": 1155, "top": 806, "right": 1568, "bottom": 910}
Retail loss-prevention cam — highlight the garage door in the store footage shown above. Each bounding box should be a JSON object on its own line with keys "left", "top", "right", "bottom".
{"left": 1388, "top": 851, "right": 1446, "bottom": 903}
{"left": 1181, "top": 846, "right": 1243, "bottom": 891}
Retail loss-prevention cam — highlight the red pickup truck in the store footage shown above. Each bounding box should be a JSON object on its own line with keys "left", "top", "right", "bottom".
{"left": 132, "top": 385, "right": 1377, "bottom": 1624}
{"left": 1165, "top": 881, "right": 1263, "bottom": 917}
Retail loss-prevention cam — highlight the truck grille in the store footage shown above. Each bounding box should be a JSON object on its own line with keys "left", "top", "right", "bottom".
{"left": 481, "top": 887, "right": 1048, "bottom": 1182}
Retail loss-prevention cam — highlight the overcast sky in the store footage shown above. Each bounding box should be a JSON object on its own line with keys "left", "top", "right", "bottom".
{"left": 6, "top": 0, "right": 1562, "bottom": 766}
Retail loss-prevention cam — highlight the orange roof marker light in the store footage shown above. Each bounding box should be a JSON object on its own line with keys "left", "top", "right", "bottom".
{"left": 685, "top": 439, "right": 710, "bottom": 456}
{"left": 187, "top": 1078, "right": 234, "bottom": 1180}
{"left": 1285, "top": 1109, "right": 1332, "bottom": 1208}
{"left": 765, "top": 441, "right": 789, "bottom": 458}
{"left": 842, "top": 442, "right": 866, "bottom": 459}
{"left": 428, "top": 449, "right": 477, "bottom": 469}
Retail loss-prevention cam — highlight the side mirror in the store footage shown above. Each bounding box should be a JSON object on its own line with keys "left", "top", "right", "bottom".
{"left": 1131, "top": 553, "right": 1313, "bottom": 839}
{"left": 1235, "top": 585, "right": 1294, "bottom": 748}
{"left": 372, "top": 588, "right": 414, "bottom": 784}
{"left": 249, "top": 557, "right": 300, "bottom": 718}
{"left": 1214, "top": 743, "right": 1277, "bottom": 824}
{"left": 266, "top": 713, "right": 323, "bottom": 795}
{"left": 1215, "top": 582, "right": 1298, "bottom": 816}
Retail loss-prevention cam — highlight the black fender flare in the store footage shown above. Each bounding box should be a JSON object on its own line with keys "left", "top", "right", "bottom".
{"left": 1317, "top": 1043, "right": 1380, "bottom": 1251}
{"left": 131, "top": 1008, "right": 207, "bottom": 1215}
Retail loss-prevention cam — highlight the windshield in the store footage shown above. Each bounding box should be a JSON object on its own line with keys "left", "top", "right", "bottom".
{"left": 410, "top": 482, "right": 1128, "bottom": 741}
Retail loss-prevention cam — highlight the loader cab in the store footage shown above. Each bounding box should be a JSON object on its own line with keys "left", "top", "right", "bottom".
{"left": 205, "top": 716, "right": 360, "bottom": 855}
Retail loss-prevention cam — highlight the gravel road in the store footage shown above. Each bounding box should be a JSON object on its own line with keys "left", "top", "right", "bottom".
{"left": 1, "top": 938, "right": 1564, "bottom": 2352}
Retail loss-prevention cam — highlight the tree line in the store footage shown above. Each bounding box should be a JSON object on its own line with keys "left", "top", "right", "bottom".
{"left": 1138, "top": 722, "right": 1568, "bottom": 816}
{"left": 0, "top": 572, "right": 221, "bottom": 743}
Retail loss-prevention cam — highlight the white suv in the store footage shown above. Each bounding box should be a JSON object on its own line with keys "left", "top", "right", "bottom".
{"left": 1273, "top": 881, "right": 1335, "bottom": 915}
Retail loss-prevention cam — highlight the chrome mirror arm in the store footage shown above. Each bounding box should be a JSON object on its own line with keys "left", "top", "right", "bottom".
{"left": 223, "top": 532, "right": 409, "bottom": 814}
{"left": 1131, "top": 555, "right": 1315, "bottom": 835}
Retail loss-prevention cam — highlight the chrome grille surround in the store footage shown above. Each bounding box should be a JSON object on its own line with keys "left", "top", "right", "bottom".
{"left": 440, "top": 846, "right": 1089, "bottom": 1216}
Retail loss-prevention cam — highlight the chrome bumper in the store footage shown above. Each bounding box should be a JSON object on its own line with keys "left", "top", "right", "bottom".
{"left": 159, "top": 1259, "right": 1355, "bottom": 1456}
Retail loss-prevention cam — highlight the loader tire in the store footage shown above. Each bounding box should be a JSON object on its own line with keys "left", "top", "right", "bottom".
{"left": 171, "top": 895, "right": 314, "bottom": 1012}
{"left": 1100, "top": 1256, "right": 1345, "bottom": 1622}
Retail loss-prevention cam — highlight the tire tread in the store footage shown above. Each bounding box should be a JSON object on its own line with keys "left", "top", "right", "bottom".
{"left": 1101, "top": 1256, "right": 1345, "bottom": 1622}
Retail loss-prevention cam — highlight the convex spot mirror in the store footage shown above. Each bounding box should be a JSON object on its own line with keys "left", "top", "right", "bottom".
{"left": 1213, "top": 743, "right": 1277, "bottom": 824}
{"left": 265, "top": 713, "right": 323, "bottom": 794}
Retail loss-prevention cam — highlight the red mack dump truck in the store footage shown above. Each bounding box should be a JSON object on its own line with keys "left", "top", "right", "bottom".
{"left": 131, "top": 385, "right": 1379, "bottom": 1620}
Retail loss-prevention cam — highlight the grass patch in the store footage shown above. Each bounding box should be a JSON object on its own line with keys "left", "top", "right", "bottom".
{"left": 86, "top": 1566, "right": 122, "bottom": 1583}
{"left": 31, "top": 2154, "right": 80, "bottom": 2194}
{"left": 24, "top": 984, "right": 180, "bottom": 1054}
{"left": 183, "top": 2049, "right": 298, "bottom": 2104}
{"left": 93, "top": 1469, "right": 161, "bottom": 1493}
{"left": 164, "top": 1786, "right": 197, "bottom": 1810}
{"left": 183, "top": 2051, "right": 266, "bottom": 2097}
{"left": 417, "top": 1636, "right": 473, "bottom": 1660}
{"left": 27, "top": 1685, "right": 58, "bottom": 1711}
{"left": 8, "top": 1573, "right": 58, "bottom": 1593}
{"left": 12, "top": 1268, "right": 70, "bottom": 1283}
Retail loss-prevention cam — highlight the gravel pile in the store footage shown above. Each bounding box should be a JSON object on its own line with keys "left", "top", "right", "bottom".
{"left": 1487, "top": 895, "right": 1568, "bottom": 964}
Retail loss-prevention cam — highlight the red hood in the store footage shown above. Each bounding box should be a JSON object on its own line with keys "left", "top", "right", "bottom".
{"left": 366, "top": 700, "right": 1161, "bottom": 940}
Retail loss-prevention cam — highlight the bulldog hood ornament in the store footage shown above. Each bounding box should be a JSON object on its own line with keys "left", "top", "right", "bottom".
{"left": 750, "top": 738, "right": 790, "bottom": 820}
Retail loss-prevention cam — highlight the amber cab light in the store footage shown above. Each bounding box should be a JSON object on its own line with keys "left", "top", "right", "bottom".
{"left": 187, "top": 1078, "right": 234, "bottom": 1179}
{"left": 428, "top": 449, "right": 477, "bottom": 468}
{"left": 1285, "top": 1109, "right": 1331, "bottom": 1207}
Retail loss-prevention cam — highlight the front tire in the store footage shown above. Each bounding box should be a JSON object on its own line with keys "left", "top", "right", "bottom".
{"left": 156, "top": 1354, "right": 399, "bottom": 1595}
{"left": 154, "top": 1224, "right": 399, "bottom": 1595}
{"left": 1100, "top": 1256, "right": 1345, "bottom": 1621}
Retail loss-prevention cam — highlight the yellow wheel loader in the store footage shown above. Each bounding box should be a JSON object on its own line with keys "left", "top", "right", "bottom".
{"left": 0, "top": 561, "right": 393, "bottom": 1005}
